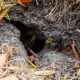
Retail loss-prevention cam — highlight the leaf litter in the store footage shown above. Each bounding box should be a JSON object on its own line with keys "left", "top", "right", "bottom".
{"left": 1, "top": 42, "right": 80, "bottom": 80}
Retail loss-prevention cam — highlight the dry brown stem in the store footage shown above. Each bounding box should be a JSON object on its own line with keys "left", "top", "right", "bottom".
{"left": 45, "top": 0, "right": 58, "bottom": 19}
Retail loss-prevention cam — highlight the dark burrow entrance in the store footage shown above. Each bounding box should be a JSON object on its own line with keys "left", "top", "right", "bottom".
{"left": 4, "top": 18, "right": 74, "bottom": 68}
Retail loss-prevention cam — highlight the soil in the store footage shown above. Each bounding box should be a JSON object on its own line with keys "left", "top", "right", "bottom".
{"left": 0, "top": 1, "right": 80, "bottom": 79}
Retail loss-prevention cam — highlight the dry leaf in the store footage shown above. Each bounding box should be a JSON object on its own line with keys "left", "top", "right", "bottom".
{"left": 76, "top": 29, "right": 80, "bottom": 32}
{"left": 0, "top": 43, "right": 11, "bottom": 71}
{"left": 77, "top": 69, "right": 80, "bottom": 77}
{"left": 28, "top": 55, "right": 38, "bottom": 62}
{"left": 1, "top": 75, "right": 19, "bottom": 80}
{"left": 76, "top": 0, "right": 80, "bottom": 3}
{"left": 34, "top": 70, "right": 55, "bottom": 76}
{"left": 71, "top": 44, "right": 79, "bottom": 60}
{"left": 18, "top": 0, "right": 32, "bottom": 4}
{"left": 0, "top": 6, "right": 10, "bottom": 21}
{"left": 0, "top": 53, "right": 2, "bottom": 57}
{"left": 0, "top": 54, "right": 9, "bottom": 70}
{"left": 59, "top": 46, "right": 71, "bottom": 51}
{"left": 2, "top": 43, "right": 11, "bottom": 55}
{"left": 73, "top": 61, "right": 79, "bottom": 69}
{"left": 9, "top": 65, "right": 16, "bottom": 71}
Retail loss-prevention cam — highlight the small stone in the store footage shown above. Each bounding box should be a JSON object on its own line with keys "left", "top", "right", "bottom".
{"left": 10, "top": 26, "right": 14, "bottom": 30}
{"left": 77, "top": 69, "right": 80, "bottom": 77}
{"left": 11, "top": 37, "right": 16, "bottom": 43}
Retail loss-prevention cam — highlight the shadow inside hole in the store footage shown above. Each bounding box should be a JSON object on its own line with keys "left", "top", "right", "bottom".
{"left": 4, "top": 18, "right": 57, "bottom": 56}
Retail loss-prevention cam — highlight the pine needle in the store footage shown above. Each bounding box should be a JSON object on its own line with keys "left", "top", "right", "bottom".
{"left": 71, "top": 44, "right": 79, "bottom": 60}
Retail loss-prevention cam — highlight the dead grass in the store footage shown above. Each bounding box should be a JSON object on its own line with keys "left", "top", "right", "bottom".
{"left": 44, "top": 0, "right": 80, "bottom": 25}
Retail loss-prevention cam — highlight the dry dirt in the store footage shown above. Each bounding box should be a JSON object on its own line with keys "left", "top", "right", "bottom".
{"left": 0, "top": 2, "right": 80, "bottom": 79}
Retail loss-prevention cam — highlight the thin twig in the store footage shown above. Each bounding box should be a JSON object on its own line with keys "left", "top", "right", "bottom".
{"left": 27, "top": 48, "right": 38, "bottom": 57}
{"left": 36, "top": 0, "right": 39, "bottom": 5}
{"left": 45, "top": 0, "right": 58, "bottom": 19}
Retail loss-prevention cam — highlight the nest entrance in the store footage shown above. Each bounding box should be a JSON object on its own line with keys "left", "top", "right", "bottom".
{"left": 5, "top": 19, "right": 57, "bottom": 57}
{"left": 4, "top": 18, "right": 73, "bottom": 68}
